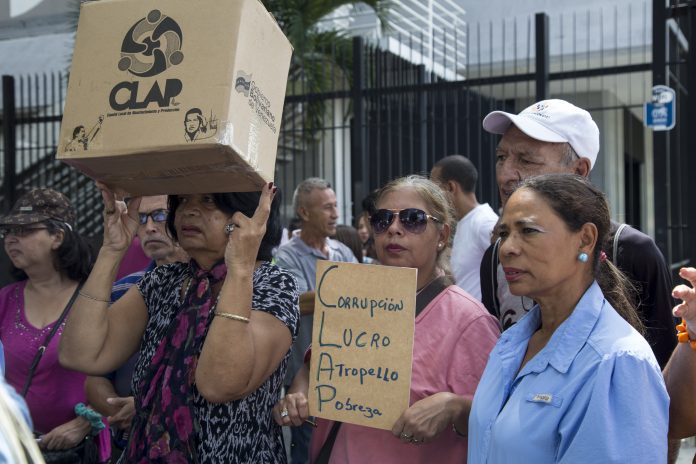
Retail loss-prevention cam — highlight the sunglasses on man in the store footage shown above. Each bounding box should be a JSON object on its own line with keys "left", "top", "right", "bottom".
{"left": 139, "top": 209, "right": 168, "bottom": 225}
{"left": 369, "top": 208, "right": 442, "bottom": 235}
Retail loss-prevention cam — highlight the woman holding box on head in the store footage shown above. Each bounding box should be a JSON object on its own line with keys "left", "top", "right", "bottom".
{"left": 466, "top": 175, "right": 668, "bottom": 463}
{"left": 59, "top": 182, "right": 299, "bottom": 463}
{"left": 274, "top": 175, "right": 500, "bottom": 463}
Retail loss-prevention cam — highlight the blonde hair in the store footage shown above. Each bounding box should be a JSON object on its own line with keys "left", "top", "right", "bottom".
{"left": 375, "top": 175, "right": 456, "bottom": 283}
{"left": 0, "top": 382, "right": 45, "bottom": 463}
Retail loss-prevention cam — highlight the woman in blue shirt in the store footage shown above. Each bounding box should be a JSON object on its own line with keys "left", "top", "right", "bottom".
{"left": 465, "top": 174, "right": 668, "bottom": 463}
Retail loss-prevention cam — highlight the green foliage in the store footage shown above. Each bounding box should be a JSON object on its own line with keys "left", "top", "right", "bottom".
{"left": 262, "top": 0, "right": 389, "bottom": 135}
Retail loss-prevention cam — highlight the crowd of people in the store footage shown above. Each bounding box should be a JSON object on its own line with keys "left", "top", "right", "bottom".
{"left": 0, "top": 98, "right": 693, "bottom": 464}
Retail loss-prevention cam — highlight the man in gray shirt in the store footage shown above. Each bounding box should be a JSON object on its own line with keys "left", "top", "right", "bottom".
{"left": 275, "top": 177, "right": 357, "bottom": 463}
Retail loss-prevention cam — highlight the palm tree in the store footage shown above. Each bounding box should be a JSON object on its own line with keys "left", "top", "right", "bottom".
{"left": 262, "top": 0, "right": 389, "bottom": 133}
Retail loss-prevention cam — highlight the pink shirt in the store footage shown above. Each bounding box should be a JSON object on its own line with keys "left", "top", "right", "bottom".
{"left": 0, "top": 281, "right": 110, "bottom": 461}
{"left": 309, "top": 286, "right": 501, "bottom": 463}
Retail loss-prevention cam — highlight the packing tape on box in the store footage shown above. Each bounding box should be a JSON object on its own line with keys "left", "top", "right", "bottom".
{"left": 246, "top": 114, "right": 261, "bottom": 170}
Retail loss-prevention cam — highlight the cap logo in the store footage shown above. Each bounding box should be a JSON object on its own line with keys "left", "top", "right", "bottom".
{"left": 526, "top": 102, "right": 551, "bottom": 120}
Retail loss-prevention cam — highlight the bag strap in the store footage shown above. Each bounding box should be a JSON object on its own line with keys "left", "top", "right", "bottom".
{"left": 415, "top": 276, "right": 448, "bottom": 317}
{"left": 314, "top": 420, "right": 342, "bottom": 464}
{"left": 490, "top": 238, "right": 501, "bottom": 320}
{"left": 613, "top": 223, "right": 628, "bottom": 264}
{"left": 21, "top": 283, "right": 83, "bottom": 397}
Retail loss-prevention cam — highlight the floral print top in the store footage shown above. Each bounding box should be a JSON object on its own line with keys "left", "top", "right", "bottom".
{"left": 121, "top": 262, "right": 299, "bottom": 464}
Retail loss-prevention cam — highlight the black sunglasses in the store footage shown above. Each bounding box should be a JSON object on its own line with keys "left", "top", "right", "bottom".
{"left": 138, "top": 209, "right": 168, "bottom": 225}
{"left": 369, "top": 208, "right": 442, "bottom": 235}
{"left": 0, "top": 225, "right": 48, "bottom": 239}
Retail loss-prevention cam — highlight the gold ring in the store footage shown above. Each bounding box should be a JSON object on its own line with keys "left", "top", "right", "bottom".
{"left": 280, "top": 408, "right": 289, "bottom": 418}
{"left": 400, "top": 433, "right": 412, "bottom": 440}
{"left": 104, "top": 209, "right": 115, "bottom": 215}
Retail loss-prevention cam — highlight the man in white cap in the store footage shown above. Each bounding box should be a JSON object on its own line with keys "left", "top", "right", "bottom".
{"left": 479, "top": 99, "right": 676, "bottom": 369}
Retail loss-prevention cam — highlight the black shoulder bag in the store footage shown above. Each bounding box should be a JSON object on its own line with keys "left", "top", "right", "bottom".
{"left": 314, "top": 277, "right": 449, "bottom": 464}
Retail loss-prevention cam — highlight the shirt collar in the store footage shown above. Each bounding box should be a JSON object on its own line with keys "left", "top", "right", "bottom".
{"left": 545, "top": 281, "right": 604, "bottom": 373}
{"left": 501, "top": 281, "right": 604, "bottom": 375}
{"left": 291, "top": 235, "right": 338, "bottom": 259}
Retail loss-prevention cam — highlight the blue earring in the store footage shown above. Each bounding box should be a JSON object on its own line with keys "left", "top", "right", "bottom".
{"left": 578, "top": 252, "right": 589, "bottom": 263}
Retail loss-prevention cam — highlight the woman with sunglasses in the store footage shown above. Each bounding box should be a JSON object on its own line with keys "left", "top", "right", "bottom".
{"left": 275, "top": 175, "right": 500, "bottom": 463}
{"left": 59, "top": 183, "right": 300, "bottom": 463}
{"left": 0, "top": 188, "right": 110, "bottom": 461}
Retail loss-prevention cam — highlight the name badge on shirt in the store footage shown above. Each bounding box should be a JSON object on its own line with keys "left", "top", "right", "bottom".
{"left": 526, "top": 392, "right": 562, "bottom": 408}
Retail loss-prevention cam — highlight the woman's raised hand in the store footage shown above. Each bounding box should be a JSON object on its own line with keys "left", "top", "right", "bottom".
{"left": 674, "top": 267, "right": 696, "bottom": 333}
{"left": 96, "top": 181, "right": 141, "bottom": 254}
{"left": 224, "top": 182, "right": 276, "bottom": 274}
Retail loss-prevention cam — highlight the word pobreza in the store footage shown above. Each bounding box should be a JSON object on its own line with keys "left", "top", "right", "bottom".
{"left": 308, "top": 261, "right": 416, "bottom": 430}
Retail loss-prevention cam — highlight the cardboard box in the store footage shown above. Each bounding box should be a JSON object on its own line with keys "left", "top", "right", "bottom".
{"left": 57, "top": 0, "right": 292, "bottom": 195}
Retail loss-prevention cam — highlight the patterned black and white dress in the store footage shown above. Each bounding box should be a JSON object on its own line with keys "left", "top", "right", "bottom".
{"left": 124, "top": 261, "right": 299, "bottom": 463}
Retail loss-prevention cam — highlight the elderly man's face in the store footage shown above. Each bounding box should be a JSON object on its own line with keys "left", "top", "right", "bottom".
{"left": 495, "top": 125, "right": 575, "bottom": 207}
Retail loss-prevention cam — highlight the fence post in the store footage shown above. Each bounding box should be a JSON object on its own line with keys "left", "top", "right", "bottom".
{"left": 351, "top": 36, "right": 366, "bottom": 219}
{"left": 2, "top": 75, "right": 17, "bottom": 210}
{"left": 417, "top": 64, "right": 428, "bottom": 172}
{"left": 535, "top": 13, "right": 549, "bottom": 101}
{"left": 652, "top": 0, "right": 669, "bottom": 262}
{"left": 687, "top": 3, "right": 696, "bottom": 266}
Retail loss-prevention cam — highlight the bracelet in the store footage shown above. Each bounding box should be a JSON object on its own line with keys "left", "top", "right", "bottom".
{"left": 78, "top": 290, "right": 110, "bottom": 304}
{"left": 74, "top": 403, "right": 106, "bottom": 436}
{"left": 676, "top": 319, "right": 696, "bottom": 350}
{"left": 214, "top": 312, "right": 250, "bottom": 323}
{"left": 452, "top": 422, "right": 467, "bottom": 438}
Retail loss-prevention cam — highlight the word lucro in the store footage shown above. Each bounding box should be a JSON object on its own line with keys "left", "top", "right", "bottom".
{"left": 318, "top": 312, "right": 391, "bottom": 349}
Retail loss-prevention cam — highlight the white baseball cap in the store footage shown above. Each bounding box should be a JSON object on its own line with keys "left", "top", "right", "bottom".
{"left": 482, "top": 99, "right": 600, "bottom": 169}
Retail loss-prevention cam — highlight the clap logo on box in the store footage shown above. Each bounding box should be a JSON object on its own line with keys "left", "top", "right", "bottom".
{"left": 109, "top": 9, "right": 184, "bottom": 112}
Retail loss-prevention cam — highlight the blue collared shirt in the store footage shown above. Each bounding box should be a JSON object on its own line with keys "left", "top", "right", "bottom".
{"left": 468, "top": 281, "right": 668, "bottom": 464}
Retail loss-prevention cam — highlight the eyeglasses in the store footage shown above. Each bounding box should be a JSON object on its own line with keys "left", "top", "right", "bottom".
{"left": 0, "top": 226, "right": 48, "bottom": 239}
{"left": 369, "top": 208, "right": 442, "bottom": 235}
{"left": 138, "top": 209, "right": 168, "bottom": 225}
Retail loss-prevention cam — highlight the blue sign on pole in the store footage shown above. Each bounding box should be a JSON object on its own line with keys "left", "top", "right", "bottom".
{"left": 644, "top": 85, "right": 676, "bottom": 131}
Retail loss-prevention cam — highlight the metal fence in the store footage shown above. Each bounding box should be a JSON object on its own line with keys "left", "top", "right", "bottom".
{"left": 1, "top": 2, "right": 693, "bottom": 271}
{"left": 0, "top": 74, "right": 103, "bottom": 236}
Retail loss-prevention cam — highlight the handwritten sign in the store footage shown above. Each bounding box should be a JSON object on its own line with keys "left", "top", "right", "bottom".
{"left": 308, "top": 261, "right": 416, "bottom": 430}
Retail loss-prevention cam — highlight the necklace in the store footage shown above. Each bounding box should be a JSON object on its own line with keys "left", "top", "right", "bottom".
{"left": 181, "top": 276, "right": 222, "bottom": 311}
{"left": 520, "top": 296, "right": 534, "bottom": 312}
{"left": 417, "top": 272, "right": 444, "bottom": 295}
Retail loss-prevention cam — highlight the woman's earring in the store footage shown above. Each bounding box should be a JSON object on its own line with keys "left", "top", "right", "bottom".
{"left": 577, "top": 252, "right": 589, "bottom": 263}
